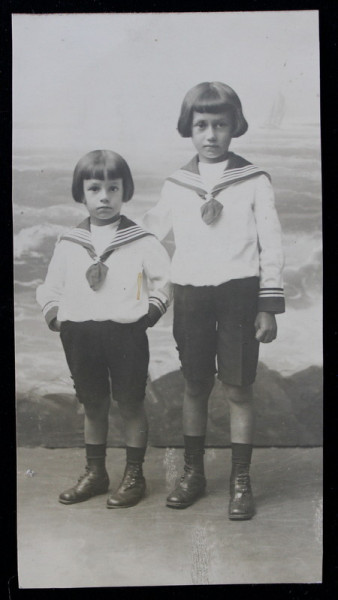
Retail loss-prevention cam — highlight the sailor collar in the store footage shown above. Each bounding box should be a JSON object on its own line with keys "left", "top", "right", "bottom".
{"left": 59, "top": 215, "right": 153, "bottom": 291}
{"left": 166, "top": 152, "right": 271, "bottom": 225}
{"left": 59, "top": 215, "right": 152, "bottom": 262}
{"left": 167, "top": 152, "right": 271, "bottom": 197}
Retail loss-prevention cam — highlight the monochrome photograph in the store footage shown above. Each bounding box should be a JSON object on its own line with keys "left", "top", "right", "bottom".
{"left": 12, "top": 11, "right": 322, "bottom": 588}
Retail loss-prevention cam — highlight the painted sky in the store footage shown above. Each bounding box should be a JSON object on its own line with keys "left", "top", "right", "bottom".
{"left": 12, "top": 11, "right": 320, "bottom": 165}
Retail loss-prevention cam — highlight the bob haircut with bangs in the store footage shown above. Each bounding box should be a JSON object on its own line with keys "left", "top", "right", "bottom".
{"left": 72, "top": 150, "right": 134, "bottom": 203}
{"left": 177, "top": 82, "right": 248, "bottom": 138}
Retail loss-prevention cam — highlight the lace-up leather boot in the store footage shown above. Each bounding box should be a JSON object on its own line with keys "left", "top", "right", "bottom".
{"left": 59, "top": 465, "right": 110, "bottom": 504}
{"left": 106, "top": 463, "right": 146, "bottom": 508}
{"left": 228, "top": 463, "right": 255, "bottom": 520}
{"left": 166, "top": 453, "right": 206, "bottom": 509}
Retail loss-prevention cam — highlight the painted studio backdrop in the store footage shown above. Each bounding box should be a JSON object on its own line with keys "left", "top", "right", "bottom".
{"left": 13, "top": 12, "right": 322, "bottom": 449}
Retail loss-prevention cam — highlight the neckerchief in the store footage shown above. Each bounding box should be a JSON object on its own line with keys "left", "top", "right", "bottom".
{"left": 167, "top": 152, "right": 271, "bottom": 225}
{"left": 60, "top": 215, "right": 153, "bottom": 291}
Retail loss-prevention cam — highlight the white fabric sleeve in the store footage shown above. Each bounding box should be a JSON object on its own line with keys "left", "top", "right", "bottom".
{"left": 36, "top": 240, "right": 66, "bottom": 328}
{"left": 253, "top": 175, "right": 285, "bottom": 313}
{"left": 142, "top": 237, "right": 173, "bottom": 316}
{"left": 142, "top": 181, "right": 173, "bottom": 241}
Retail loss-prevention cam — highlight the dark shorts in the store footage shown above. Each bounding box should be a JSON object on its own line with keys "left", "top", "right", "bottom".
{"left": 60, "top": 320, "right": 149, "bottom": 407}
{"left": 173, "top": 278, "right": 260, "bottom": 386}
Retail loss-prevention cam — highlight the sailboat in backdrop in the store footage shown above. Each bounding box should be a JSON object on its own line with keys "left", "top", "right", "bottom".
{"left": 261, "top": 92, "right": 286, "bottom": 129}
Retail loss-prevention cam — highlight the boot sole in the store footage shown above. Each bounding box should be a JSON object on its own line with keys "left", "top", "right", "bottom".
{"left": 106, "top": 491, "right": 146, "bottom": 509}
{"left": 166, "top": 490, "right": 206, "bottom": 509}
{"left": 106, "top": 501, "right": 142, "bottom": 509}
{"left": 228, "top": 511, "right": 255, "bottom": 520}
{"left": 59, "top": 488, "right": 109, "bottom": 505}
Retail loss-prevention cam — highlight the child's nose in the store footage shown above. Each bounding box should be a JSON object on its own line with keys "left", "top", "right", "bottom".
{"left": 206, "top": 126, "right": 216, "bottom": 139}
{"left": 99, "top": 190, "right": 109, "bottom": 202}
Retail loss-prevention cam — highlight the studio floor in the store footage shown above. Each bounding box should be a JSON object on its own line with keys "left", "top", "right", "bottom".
{"left": 17, "top": 447, "right": 322, "bottom": 588}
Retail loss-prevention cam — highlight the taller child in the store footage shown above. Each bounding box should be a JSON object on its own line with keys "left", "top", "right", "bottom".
{"left": 143, "top": 82, "right": 285, "bottom": 519}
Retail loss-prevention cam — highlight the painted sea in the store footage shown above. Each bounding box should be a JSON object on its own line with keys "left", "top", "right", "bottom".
{"left": 14, "top": 124, "right": 322, "bottom": 447}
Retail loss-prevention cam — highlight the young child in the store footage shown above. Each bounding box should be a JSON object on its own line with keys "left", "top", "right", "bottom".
{"left": 143, "top": 82, "right": 285, "bottom": 519}
{"left": 36, "top": 149, "right": 172, "bottom": 508}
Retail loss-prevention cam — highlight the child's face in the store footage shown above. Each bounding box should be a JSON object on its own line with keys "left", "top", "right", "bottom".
{"left": 83, "top": 178, "right": 123, "bottom": 225}
{"left": 191, "top": 111, "right": 233, "bottom": 163}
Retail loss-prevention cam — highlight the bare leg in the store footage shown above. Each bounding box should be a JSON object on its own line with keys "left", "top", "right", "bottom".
{"left": 222, "top": 383, "right": 255, "bottom": 520}
{"left": 106, "top": 400, "right": 148, "bottom": 509}
{"left": 59, "top": 396, "right": 110, "bottom": 504}
{"left": 222, "top": 383, "right": 255, "bottom": 443}
{"left": 118, "top": 401, "right": 148, "bottom": 448}
{"left": 166, "top": 377, "right": 214, "bottom": 509}
{"left": 182, "top": 376, "right": 215, "bottom": 436}
{"left": 84, "top": 395, "right": 111, "bottom": 445}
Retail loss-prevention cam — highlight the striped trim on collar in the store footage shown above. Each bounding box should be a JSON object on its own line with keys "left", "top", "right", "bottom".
{"left": 167, "top": 152, "right": 270, "bottom": 197}
{"left": 59, "top": 215, "right": 153, "bottom": 261}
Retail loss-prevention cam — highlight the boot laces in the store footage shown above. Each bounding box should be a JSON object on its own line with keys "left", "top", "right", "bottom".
{"left": 77, "top": 465, "right": 90, "bottom": 483}
{"left": 78, "top": 465, "right": 106, "bottom": 483}
{"left": 123, "top": 464, "right": 142, "bottom": 488}
{"left": 234, "top": 471, "right": 251, "bottom": 493}
{"left": 180, "top": 464, "right": 193, "bottom": 481}
{"left": 179, "top": 464, "right": 204, "bottom": 483}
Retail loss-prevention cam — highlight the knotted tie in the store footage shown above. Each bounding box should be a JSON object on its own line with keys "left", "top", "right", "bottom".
{"left": 86, "top": 260, "right": 111, "bottom": 291}
{"left": 85, "top": 240, "right": 119, "bottom": 291}
{"left": 84, "top": 214, "right": 121, "bottom": 291}
{"left": 200, "top": 192, "right": 223, "bottom": 225}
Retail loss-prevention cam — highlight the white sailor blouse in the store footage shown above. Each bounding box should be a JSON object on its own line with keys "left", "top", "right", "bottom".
{"left": 36, "top": 215, "right": 172, "bottom": 328}
{"left": 143, "top": 153, "right": 285, "bottom": 314}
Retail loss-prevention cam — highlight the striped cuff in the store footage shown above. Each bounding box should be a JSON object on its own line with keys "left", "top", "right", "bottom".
{"left": 42, "top": 302, "right": 59, "bottom": 329}
{"left": 149, "top": 296, "right": 167, "bottom": 316}
{"left": 258, "top": 288, "right": 285, "bottom": 314}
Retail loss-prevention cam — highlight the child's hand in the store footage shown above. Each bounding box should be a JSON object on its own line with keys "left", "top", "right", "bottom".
{"left": 49, "top": 318, "right": 62, "bottom": 332}
{"left": 54, "top": 319, "right": 62, "bottom": 331}
{"left": 254, "top": 312, "right": 277, "bottom": 343}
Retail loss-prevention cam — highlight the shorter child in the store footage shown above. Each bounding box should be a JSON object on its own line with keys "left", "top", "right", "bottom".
{"left": 36, "top": 149, "right": 172, "bottom": 508}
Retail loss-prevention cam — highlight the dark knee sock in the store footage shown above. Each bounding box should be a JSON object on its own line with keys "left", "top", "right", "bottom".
{"left": 184, "top": 435, "right": 205, "bottom": 454}
{"left": 85, "top": 443, "right": 106, "bottom": 469}
{"left": 184, "top": 435, "right": 205, "bottom": 474}
{"left": 231, "top": 442, "right": 253, "bottom": 466}
{"left": 126, "top": 446, "right": 147, "bottom": 465}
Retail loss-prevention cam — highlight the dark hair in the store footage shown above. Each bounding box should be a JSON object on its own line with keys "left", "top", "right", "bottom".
{"left": 177, "top": 82, "right": 248, "bottom": 138}
{"left": 71, "top": 150, "right": 134, "bottom": 203}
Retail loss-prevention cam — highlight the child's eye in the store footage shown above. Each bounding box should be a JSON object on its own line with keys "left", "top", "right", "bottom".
{"left": 88, "top": 185, "right": 100, "bottom": 192}
{"left": 110, "top": 186, "right": 119, "bottom": 192}
{"left": 195, "top": 121, "right": 206, "bottom": 129}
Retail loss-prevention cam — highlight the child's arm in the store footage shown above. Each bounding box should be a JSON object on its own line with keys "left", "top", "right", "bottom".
{"left": 253, "top": 175, "right": 285, "bottom": 342}
{"left": 142, "top": 182, "right": 173, "bottom": 241}
{"left": 36, "top": 241, "right": 66, "bottom": 331}
{"left": 142, "top": 237, "right": 173, "bottom": 327}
